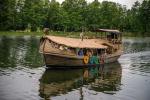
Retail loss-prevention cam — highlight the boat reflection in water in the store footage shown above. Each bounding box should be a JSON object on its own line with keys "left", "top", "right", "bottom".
{"left": 83, "top": 62, "right": 122, "bottom": 94}
{"left": 39, "top": 62, "right": 122, "bottom": 99}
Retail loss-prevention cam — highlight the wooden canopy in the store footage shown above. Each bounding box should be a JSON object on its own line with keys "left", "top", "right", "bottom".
{"left": 96, "top": 29, "right": 121, "bottom": 34}
{"left": 45, "top": 36, "right": 108, "bottom": 49}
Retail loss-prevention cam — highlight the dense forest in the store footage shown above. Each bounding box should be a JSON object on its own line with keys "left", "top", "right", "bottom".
{"left": 0, "top": 0, "right": 150, "bottom": 33}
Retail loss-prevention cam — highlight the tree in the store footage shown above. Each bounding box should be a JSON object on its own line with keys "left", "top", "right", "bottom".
{"left": 130, "top": 1, "right": 141, "bottom": 32}
{"left": 0, "top": 0, "right": 16, "bottom": 30}
{"left": 22, "top": 0, "right": 44, "bottom": 31}
{"left": 100, "top": 1, "right": 126, "bottom": 30}
{"left": 62, "top": 0, "right": 82, "bottom": 31}
{"left": 15, "top": 0, "right": 25, "bottom": 30}
{"left": 47, "top": 0, "right": 61, "bottom": 31}
{"left": 86, "top": 0, "right": 101, "bottom": 30}
{"left": 139, "top": 0, "right": 150, "bottom": 33}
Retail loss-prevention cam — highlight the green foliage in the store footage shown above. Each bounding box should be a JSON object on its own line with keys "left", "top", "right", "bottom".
{"left": 139, "top": 0, "right": 150, "bottom": 33}
{"left": 0, "top": 0, "right": 16, "bottom": 30}
{"left": 124, "top": 0, "right": 150, "bottom": 33}
{"left": 0, "top": 0, "right": 149, "bottom": 34}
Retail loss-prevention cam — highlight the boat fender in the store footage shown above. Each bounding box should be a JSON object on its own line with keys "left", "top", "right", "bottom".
{"left": 83, "top": 56, "right": 89, "bottom": 64}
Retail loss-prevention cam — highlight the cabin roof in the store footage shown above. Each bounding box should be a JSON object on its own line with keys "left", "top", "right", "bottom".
{"left": 45, "top": 36, "right": 108, "bottom": 49}
{"left": 96, "top": 29, "right": 121, "bottom": 33}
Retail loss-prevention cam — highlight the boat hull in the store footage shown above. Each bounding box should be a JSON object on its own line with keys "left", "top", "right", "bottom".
{"left": 43, "top": 53, "right": 121, "bottom": 68}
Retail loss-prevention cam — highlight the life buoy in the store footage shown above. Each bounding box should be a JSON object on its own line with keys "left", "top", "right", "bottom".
{"left": 83, "top": 56, "right": 89, "bottom": 64}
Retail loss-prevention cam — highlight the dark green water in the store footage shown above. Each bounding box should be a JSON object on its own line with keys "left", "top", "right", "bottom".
{"left": 0, "top": 36, "right": 150, "bottom": 100}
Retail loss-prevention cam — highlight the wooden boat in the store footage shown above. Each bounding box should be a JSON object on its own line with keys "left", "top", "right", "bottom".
{"left": 39, "top": 29, "right": 123, "bottom": 67}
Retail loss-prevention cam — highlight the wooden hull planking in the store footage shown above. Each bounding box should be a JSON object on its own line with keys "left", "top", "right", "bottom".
{"left": 43, "top": 53, "right": 121, "bottom": 67}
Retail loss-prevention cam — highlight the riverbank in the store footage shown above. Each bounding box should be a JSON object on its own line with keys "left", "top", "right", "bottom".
{"left": 0, "top": 31, "right": 149, "bottom": 37}
{"left": 0, "top": 31, "right": 99, "bottom": 38}
{"left": 123, "top": 32, "right": 150, "bottom": 37}
{"left": 0, "top": 31, "right": 42, "bottom": 36}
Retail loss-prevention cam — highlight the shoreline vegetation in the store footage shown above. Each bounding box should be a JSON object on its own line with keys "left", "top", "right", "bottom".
{"left": 0, "top": 31, "right": 149, "bottom": 37}
{"left": 1, "top": 0, "right": 150, "bottom": 35}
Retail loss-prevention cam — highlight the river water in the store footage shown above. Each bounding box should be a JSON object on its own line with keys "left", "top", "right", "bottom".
{"left": 0, "top": 36, "right": 150, "bottom": 100}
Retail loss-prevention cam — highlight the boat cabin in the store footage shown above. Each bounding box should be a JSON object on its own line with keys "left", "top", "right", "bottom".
{"left": 40, "top": 35, "right": 108, "bottom": 57}
{"left": 95, "top": 29, "right": 122, "bottom": 44}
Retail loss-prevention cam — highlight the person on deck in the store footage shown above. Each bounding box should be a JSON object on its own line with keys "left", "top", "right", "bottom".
{"left": 43, "top": 19, "right": 50, "bottom": 35}
{"left": 100, "top": 53, "right": 105, "bottom": 71}
{"left": 78, "top": 49, "right": 84, "bottom": 56}
{"left": 43, "top": 28, "right": 49, "bottom": 35}
{"left": 80, "top": 32, "right": 84, "bottom": 41}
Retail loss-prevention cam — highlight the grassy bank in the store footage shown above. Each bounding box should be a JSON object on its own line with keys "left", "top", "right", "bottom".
{"left": 0, "top": 31, "right": 76, "bottom": 36}
{"left": 123, "top": 32, "right": 150, "bottom": 37}
{"left": 0, "top": 31, "right": 149, "bottom": 37}
{"left": 0, "top": 31, "right": 43, "bottom": 36}
{"left": 0, "top": 31, "right": 99, "bottom": 38}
